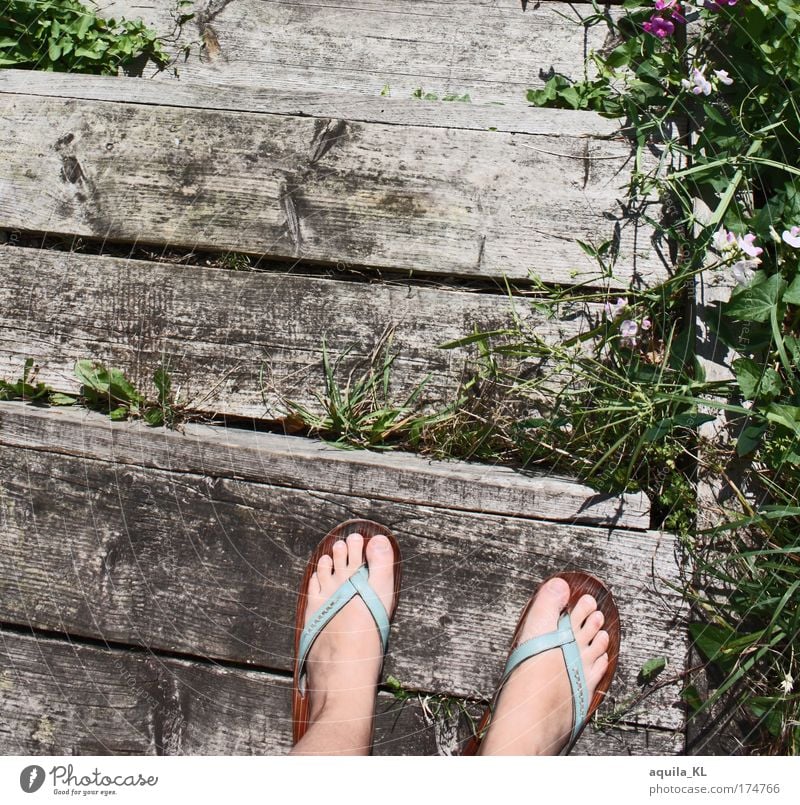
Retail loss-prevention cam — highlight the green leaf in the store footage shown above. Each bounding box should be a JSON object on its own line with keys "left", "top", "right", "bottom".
{"left": 638, "top": 656, "right": 667, "bottom": 684}
{"left": 689, "top": 622, "right": 735, "bottom": 670}
{"left": 736, "top": 421, "right": 768, "bottom": 457}
{"left": 144, "top": 407, "right": 164, "bottom": 427}
{"left": 49, "top": 392, "right": 77, "bottom": 406}
{"left": 643, "top": 418, "right": 673, "bottom": 442}
{"left": 681, "top": 685, "right": 703, "bottom": 714}
{"left": 732, "top": 357, "right": 782, "bottom": 400}
{"left": 108, "top": 406, "right": 129, "bottom": 421}
{"left": 673, "top": 413, "right": 716, "bottom": 429}
{"left": 782, "top": 275, "right": 800, "bottom": 305}
{"left": 725, "top": 272, "right": 786, "bottom": 323}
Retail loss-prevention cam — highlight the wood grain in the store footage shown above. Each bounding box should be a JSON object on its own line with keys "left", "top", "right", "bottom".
{"left": 0, "top": 93, "right": 667, "bottom": 285}
{"left": 0, "top": 246, "right": 601, "bottom": 419}
{"left": 0, "top": 402, "right": 650, "bottom": 532}
{"left": 104, "top": 0, "right": 616, "bottom": 107}
{"left": 0, "top": 405, "right": 688, "bottom": 730}
{"left": 0, "top": 68, "right": 624, "bottom": 137}
{"left": 0, "top": 629, "right": 682, "bottom": 755}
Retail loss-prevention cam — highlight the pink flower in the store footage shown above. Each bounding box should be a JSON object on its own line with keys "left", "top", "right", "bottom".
{"left": 604, "top": 297, "right": 628, "bottom": 320}
{"left": 643, "top": 16, "right": 675, "bottom": 38}
{"left": 737, "top": 233, "right": 763, "bottom": 259}
{"left": 782, "top": 226, "right": 800, "bottom": 248}
{"left": 704, "top": 0, "right": 738, "bottom": 9}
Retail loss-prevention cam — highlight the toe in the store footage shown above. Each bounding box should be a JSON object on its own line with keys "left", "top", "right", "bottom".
{"left": 331, "top": 539, "right": 348, "bottom": 576}
{"left": 519, "top": 576, "right": 570, "bottom": 643}
{"left": 576, "top": 609, "right": 604, "bottom": 647}
{"left": 588, "top": 629, "right": 609, "bottom": 661}
{"left": 346, "top": 532, "right": 364, "bottom": 569}
{"left": 365, "top": 534, "right": 396, "bottom": 614}
{"left": 308, "top": 571, "right": 322, "bottom": 596}
{"left": 570, "top": 594, "right": 597, "bottom": 632}
{"left": 588, "top": 652, "right": 609, "bottom": 688}
{"left": 317, "top": 554, "right": 334, "bottom": 593}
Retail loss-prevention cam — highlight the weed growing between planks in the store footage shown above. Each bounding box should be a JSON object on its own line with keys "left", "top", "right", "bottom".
{"left": 281, "top": 328, "right": 465, "bottom": 450}
{"left": 504, "top": 0, "right": 800, "bottom": 753}
{"left": 0, "top": 358, "right": 183, "bottom": 428}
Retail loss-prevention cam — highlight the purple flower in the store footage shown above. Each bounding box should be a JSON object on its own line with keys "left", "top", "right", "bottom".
{"left": 655, "top": 0, "right": 686, "bottom": 23}
{"left": 704, "top": 0, "right": 738, "bottom": 10}
{"left": 604, "top": 297, "right": 628, "bottom": 320}
{"left": 643, "top": 16, "right": 675, "bottom": 38}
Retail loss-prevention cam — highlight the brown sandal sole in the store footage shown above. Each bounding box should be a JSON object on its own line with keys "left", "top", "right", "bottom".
{"left": 292, "top": 518, "right": 402, "bottom": 746}
{"left": 462, "top": 570, "right": 621, "bottom": 755}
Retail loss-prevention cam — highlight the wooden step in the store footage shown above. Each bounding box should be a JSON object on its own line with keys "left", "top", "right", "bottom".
{"left": 0, "top": 78, "right": 667, "bottom": 286}
{"left": 0, "top": 402, "right": 688, "bottom": 742}
{"left": 0, "top": 628, "right": 682, "bottom": 755}
{"left": 104, "top": 0, "right": 614, "bottom": 107}
{"left": 0, "top": 246, "right": 599, "bottom": 419}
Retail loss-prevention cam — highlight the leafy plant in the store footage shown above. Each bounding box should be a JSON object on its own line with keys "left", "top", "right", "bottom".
{"left": 74, "top": 359, "right": 180, "bottom": 426}
{"left": 0, "top": 358, "right": 53, "bottom": 402}
{"left": 519, "top": 0, "right": 800, "bottom": 752}
{"left": 0, "top": 0, "right": 170, "bottom": 73}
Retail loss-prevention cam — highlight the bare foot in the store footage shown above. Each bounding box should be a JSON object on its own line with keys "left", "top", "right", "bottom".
{"left": 292, "top": 532, "right": 396, "bottom": 755}
{"left": 478, "top": 576, "right": 610, "bottom": 755}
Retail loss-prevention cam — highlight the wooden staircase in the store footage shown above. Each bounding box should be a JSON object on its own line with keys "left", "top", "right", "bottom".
{"left": 0, "top": 0, "right": 687, "bottom": 754}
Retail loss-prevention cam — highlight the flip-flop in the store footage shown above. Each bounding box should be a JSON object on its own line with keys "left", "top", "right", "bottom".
{"left": 292, "top": 518, "right": 402, "bottom": 745}
{"left": 462, "top": 570, "right": 621, "bottom": 756}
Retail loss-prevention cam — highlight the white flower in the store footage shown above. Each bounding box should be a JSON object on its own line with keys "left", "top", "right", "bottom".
{"left": 682, "top": 67, "right": 712, "bottom": 96}
{"left": 713, "top": 227, "right": 737, "bottom": 252}
{"left": 604, "top": 297, "right": 627, "bottom": 320}
{"left": 714, "top": 69, "right": 733, "bottom": 86}
{"left": 782, "top": 226, "right": 800, "bottom": 248}
{"left": 737, "top": 232, "right": 763, "bottom": 259}
{"left": 731, "top": 259, "right": 758, "bottom": 286}
{"left": 780, "top": 672, "right": 794, "bottom": 696}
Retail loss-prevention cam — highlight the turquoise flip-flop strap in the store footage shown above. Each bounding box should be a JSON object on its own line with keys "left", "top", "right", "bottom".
{"left": 498, "top": 612, "right": 589, "bottom": 748}
{"left": 297, "top": 564, "right": 391, "bottom": 694}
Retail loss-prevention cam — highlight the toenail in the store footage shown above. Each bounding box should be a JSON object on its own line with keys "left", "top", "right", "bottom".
{"left": 545, "top": 576, "right": 570, "bottom": 597}
{"left": 371, "top": 535, "right": 391, "bottom": 552}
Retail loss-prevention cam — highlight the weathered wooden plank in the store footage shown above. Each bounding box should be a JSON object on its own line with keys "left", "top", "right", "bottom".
{"left": 0, "top": 68, "right": 623, "bottom": 137}
{"left": 105, "top": 0, "right": 612, "bottom": 107}
{"left": 0, "top": 402, "right": 650, "bottom": 538}
{"left": 0, "top": 246, "right": 599, "bottom": 419}
{"left": 0, "top": 409, "right": 688, "bottom": 729}
{"left": 0, "top": 630, "right": 681, "bottom": 755}
{"left": 0, "top": 94, "right": 665, "bottom": 285}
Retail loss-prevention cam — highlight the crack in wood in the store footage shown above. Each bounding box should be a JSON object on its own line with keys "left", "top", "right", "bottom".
{"left": 196, "top": 0, "right": 237, "bottom": 63}
{"left": 310, "top": 118, "right": 348, "bottom": 165}
{"left": 279, "top": 179, "right": 303, "bottom": 254}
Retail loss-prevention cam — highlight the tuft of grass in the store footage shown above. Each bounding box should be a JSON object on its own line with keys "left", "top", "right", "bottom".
{"left": 281, "top": 329, "right": 459, "bottom": 450}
